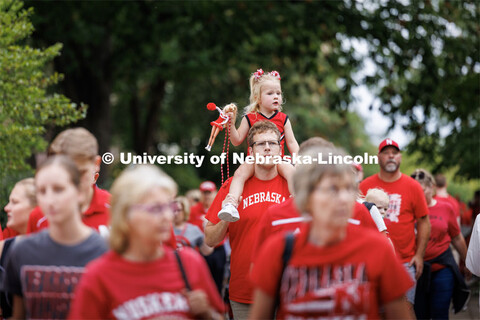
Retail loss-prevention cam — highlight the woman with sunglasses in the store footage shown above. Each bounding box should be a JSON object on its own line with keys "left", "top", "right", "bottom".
{"left": 411, "top": 169, "right": 469, "bottom": 319}
{"left": 69, "top": 165, "right": 224, "bottom": 319}
{"left": 173, "top": 196, "right": 213, "bottom": 255}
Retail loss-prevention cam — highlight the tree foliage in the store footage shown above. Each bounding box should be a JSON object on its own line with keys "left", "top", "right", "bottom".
{"left": 0, "top": 0, "right": 86, "bottom": 223}
{"left": 22, "top": 0, "right": 480, "bottom": 190}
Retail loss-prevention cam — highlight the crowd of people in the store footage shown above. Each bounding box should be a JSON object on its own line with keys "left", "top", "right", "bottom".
{"left": 0, "top": 68, "right": 479, "bottom": 319}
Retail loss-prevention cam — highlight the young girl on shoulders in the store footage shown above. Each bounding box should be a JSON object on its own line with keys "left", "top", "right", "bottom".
{"left": 218, "top": 69, "right": 299, "bottom": 221}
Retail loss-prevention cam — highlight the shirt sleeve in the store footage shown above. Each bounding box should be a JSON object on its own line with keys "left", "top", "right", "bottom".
{"left": 369, "top": 205, "right": 387, "bottom": 232}
{"left": 4, "top": 241, "right": 23, "bottom": 296}
{"left": 377, "top": 238, "right": 414, "bottom": 304}
{"left": 466, "top": 218, "right": 480, "bottom": 277}
{"left": 412, "top": 180, "right": 429, "bottom": 219}
{"left": 68, "top": 265, "right": 109, "bottom": 319}
{"left": 205, "top": 179, "right": 232, "bottom": 225}
{"left": 446, "top": 203, "right": 461, "bottom": 239}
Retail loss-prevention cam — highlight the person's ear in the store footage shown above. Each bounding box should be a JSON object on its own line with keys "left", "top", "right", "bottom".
{"left": 94, "top": 155, "right": 101, "bottom": 172}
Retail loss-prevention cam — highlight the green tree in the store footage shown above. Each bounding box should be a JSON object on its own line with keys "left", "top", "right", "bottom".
{"left": 0, "top": 0, "right": 86, "bottom": 225}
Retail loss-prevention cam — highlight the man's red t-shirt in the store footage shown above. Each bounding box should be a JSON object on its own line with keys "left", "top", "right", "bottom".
{"left": 188, "top": 202, "right": 207, "bottom": 232}
{"left": 251, "top": 224, "right": 413, "bottom": 319}
{"left": 424, "top": 201, "right": 460, "bottom": 266}
{"left": 206, "top": 175, "right": 290, "bottom": 304}
{"left": 27, "top": 185, "right": 111, "bottom": 234}
{"left": 252, "top": 199, "right": 378, "bottom": 260}
{"left": 360, "top": 174, "right": 429, "bottom": 263}
{"left": 435, "top": 194, "right": 460, "bottom": 219}
{"left": 2, "top": 227, "right": 19, "bottom": 240}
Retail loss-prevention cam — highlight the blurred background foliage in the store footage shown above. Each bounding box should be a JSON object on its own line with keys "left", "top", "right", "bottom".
{"left": 1, "top": 0, "right": 479, "bottom": 226}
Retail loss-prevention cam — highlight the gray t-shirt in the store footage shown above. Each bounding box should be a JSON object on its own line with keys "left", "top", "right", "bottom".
{"left": 4, "top": 230, "right": 108, "bottom": 319}
{"left": 174, "top": 223, "right": 205, "bottom": 249}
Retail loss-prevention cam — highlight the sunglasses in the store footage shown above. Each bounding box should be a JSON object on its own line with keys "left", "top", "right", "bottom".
{"left": 411, "top": 171, "right": 425, "bottom": 180}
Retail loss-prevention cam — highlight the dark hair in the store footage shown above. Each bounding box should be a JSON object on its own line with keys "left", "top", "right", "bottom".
{"left": 36, "top": 155, "right": 81, "bottom": 188}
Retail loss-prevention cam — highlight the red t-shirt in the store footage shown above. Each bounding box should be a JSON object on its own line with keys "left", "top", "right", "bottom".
{"left": 188, "top": 202, "right": 207, "bottom": 232}
{"left": 251, "top": 224, "right": 413, "bottom": 319}
{"left": 245, "top": 111, "right": 288, "bottom": 155}
{"left": 27, "top": 185, "right": 111, "bottom": 234}
{"left": 424, "top": 201, "right": 460, "bottom": 263}
{"left": 360, "top": 174, "right": 429, "bottom": 262}
{"left": 252, "top": 199, "right": 378, "bottom": 261}
{"left": 206, "top": 175, "right": 290, "bottom": 303}
{"left": 434, "top": 194, "right": 460, "bottom": 218}
{"left": 2, "top": 227, "right": 19, "bottom": 240}
{"left": 68, "top": 247, "right": 224, "bottom": 319}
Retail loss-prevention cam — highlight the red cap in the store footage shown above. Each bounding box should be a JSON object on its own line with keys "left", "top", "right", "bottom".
{"left": 199, "top": 181, "right": 216, "bottom": 192}
{"left": 378, "top": 138, "right": 400, "bottom": 152}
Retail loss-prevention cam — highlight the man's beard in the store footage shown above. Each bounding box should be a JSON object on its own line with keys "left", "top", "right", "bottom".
{"left": 381, "top": 161, "right": 399, "bottom": 173}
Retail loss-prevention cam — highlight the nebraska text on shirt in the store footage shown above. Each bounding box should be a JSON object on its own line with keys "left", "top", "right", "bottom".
{"left": 242, "top": 191, "right": 287, "bottom": 209}
{"left": 112, "top": 292, "right": 189, "bottom": 320}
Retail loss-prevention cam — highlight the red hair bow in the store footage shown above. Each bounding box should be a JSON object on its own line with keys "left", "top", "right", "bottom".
{"left": 269, "top": 71, "right": 281, "bottom": 80}
{"left": 253, "top": 69, "right": 264, "bottom": 79}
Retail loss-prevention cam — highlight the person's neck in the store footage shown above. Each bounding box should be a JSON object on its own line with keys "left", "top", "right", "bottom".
{"left": 309, "top": 222, "right": 346, "bottom": 247}
{"left": 254, "top": 164, "right": 278, "bottom": 181}
{"left": 259, "top": 109, "right": 276, "bottom": 118}
{"left": 174, "top": 221, "right": 185, "bottom": 228}
{"left": 123, "top": 242, "right": 165, "bottom": 262}
{"left": 378, "top": 170, "right": 402, "bottom": 183}
{"left": 436, "top": 188, "right": 448, "bottom": 197}
{"left": 48, "top": 216, "right": 91, "bottom": 245}
{"left": 80, "top": 185, "right": 94, "bottom": 213}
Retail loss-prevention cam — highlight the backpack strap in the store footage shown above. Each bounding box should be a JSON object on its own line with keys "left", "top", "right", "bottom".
{"left": 275, "top": 232, "right": 295, "bottom": 311}
{"left": 174, "top": 250, "right": 192, "bottom": 291}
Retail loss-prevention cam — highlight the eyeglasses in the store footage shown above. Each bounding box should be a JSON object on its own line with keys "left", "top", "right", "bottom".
{"left": 251, "top": 140, "right": 280, "bottom": 149}
{"left": 411, "top": 171, "right": 425, "bottom": 180}
{"left": 130, "top": 202, "right": 177, "bottom": 216}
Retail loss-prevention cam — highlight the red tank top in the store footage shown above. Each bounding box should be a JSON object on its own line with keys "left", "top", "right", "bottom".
{"left": 245, "top": 111, "right": 288, "bottom": 155}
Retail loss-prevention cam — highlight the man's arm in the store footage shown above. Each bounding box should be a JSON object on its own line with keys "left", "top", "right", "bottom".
{"left": 409, "top": 215, "right": 431, "bottom": 279}
{"left": 204, "top": 221, "right": 229, "bottom": 247}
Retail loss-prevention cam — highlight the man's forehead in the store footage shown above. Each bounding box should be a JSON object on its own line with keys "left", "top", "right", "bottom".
{"left": 253, "top": 130, "right": 278, "bottom": 140}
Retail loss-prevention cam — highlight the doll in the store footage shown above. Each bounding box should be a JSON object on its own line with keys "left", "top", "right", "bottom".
{"left": 205, "top": 102, "right": 237, "bottom": 152}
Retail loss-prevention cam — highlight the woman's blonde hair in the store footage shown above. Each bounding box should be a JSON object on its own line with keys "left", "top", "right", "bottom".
{"left": 14, "top": 178, "right": 36, "bottom": 207}
{"left": 244, "top": 72, "right": 283, "bottom": 115}
{"left": 109, "top": 165, "right": 177, "bottom": 254}
{"left": 175, "top": 196, "right": 190, "bottom": 222}
{"left": 294, "top": 146, "right": 355, "bottom": 213}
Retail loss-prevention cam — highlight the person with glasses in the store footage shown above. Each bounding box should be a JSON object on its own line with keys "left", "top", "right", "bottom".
{"left": 69, "top": 165, "right": 224, "bottom": 319}
{"left": 205, "top": 121, "right": 290, "bottom": 319}
{"left": 250, "top": 147, "right": 413, "bottom": 319}
{"left": 359, "top": 138, "right": 430, "bottom": 312}
{"left": 217, "top": 69, "right": 299, "bottom": 223}
{"left": 173, "top": 196, "right": 213, "bottom": 256}
{"left": 411, "top": 169, "right": 469, "bottom": 319}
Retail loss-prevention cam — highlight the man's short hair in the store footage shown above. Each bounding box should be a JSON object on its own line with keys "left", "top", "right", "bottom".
{"left": 434, "top": 174, "right": 447, "bottom": 188}
{"left": 48, "top": 128, "right": 98, "bottom": 162}
{"left": 247, "top": 121, "right": 280, "bottom": 147}
{"left": 299, "top": 137, "right": 334, "bottom": 155}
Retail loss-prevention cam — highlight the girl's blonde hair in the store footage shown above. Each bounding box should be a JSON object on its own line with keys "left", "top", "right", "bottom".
{"left": 244, "top": 71, "right": 283, "bottom": 115}
{"left": 109, "top": 165, "right": 177, "bottom": 254}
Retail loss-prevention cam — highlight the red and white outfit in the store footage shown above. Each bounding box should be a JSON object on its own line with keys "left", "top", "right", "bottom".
{"left": 210, "top": 106, "right": 229, "bottom": 130}
{"left": 27, "top": 185, "right": 111, "bottom": 234}
{"left": 2, "top": 227, "right": 18, "bottom": 240}
{"left": 68, "top": 247, "right": 224, "bottom": 319}
{"left": 359, "top": 174, "right": 429, "bottom": 262}
{"left": 251, "top": 224, "right": 413, "bottom": 319}
{"left": 206, "top": 175, "right": 290, "bottom": 304}
{"left": 252, "top": 198, "right": 378, "bottom": 261}
{"left": 245, "top": 111, "right": 288, "bottom": 155}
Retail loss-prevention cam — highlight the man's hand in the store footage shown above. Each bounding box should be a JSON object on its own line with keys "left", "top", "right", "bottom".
{"left": 408, "top": 254, "right": 423, "bottom": 280}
